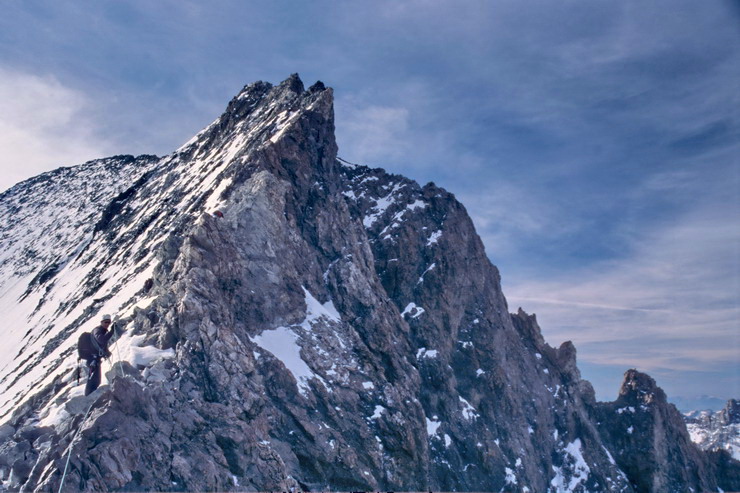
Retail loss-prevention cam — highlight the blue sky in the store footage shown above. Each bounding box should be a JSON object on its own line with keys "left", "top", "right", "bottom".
{"left": 1, "top": 0, "right": 738, "bottom": 407}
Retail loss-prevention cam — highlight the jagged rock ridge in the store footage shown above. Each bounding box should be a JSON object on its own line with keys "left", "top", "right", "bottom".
{"left": 685, "top": 399, "right": 740, "bottom": 461}
{"left": 0, "top": 75, "right": 737, "bottom": 492}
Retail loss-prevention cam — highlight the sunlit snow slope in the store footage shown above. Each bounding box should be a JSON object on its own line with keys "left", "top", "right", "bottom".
{"left": 0, "top": 78, "right": 327, "bottom": 422}
{"left": 0, "top": 155, "right": 158, "bottom": 418}
{"left": 1, "top": 75, "right": 736, "bottom": 493}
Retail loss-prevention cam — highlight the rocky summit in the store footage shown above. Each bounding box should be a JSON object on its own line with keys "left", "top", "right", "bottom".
{"left": 0, "top": 75, "right": 737, "bottom": 492}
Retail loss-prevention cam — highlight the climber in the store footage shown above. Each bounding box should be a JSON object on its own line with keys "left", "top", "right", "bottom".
{"left": 82, "top": 314, "right": 117, "bottom": 396}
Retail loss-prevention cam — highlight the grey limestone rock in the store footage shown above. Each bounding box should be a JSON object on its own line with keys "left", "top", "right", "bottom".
{"left": 0, "top": 75, "right": 736, "bottom": 492}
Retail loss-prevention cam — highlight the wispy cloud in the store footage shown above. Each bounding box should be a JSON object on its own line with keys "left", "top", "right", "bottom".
{"left": 0, "top": 67, "right": 112, "bottom": 192}
{"left": 335, "top": 102, "right": 411, "bottom": 164}
{"left": 0, "top": 0, "right": 736, "bottom": 403}
{"left": 504, "top": 198, "right": 740, "bottom": 399}
{"left": 509, "top": 297, "right": 670, "bottom": 315}
{"left": 329, "top": 1, "right": 740, "bottom": 402}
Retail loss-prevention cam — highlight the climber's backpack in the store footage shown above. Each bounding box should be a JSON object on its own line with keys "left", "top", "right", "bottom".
{"left": 77, "top": 332, "right": 101, "bottom": 361}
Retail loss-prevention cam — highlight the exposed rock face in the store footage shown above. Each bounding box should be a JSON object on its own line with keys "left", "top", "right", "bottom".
{"left": 0, "top": 75, "right": 737, "bottom": 492}
{"left": 593, "top": 370, "right": 739, "bottom": 492}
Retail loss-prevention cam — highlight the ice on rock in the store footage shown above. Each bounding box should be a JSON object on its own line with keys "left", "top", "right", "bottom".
{"left": 416, "top": 348, "right": 439, "bottom": 359}
{"left": 250, "top": 326, "right": 320, "bottom": 397}
{"left": 118, "top": 334, "right": 176, "bottom": 368}
{"left": 550, "top": 439, "right": 591, "bottom": 492}
{"left": 426, "top": 416, "right": 441, "bottom": 437}
{"left": 459, "top": 396, "right": 478, "bottom": 420}
{"left": 249, "top": 287, "right": 339, "bottom": 397}
{"left": 426, "top": 230, "right": 442, "bottom": 246}
{"left": 505, "top": 467, "right": 517, "bottom": 485}
{"left": 402, "top": 302, "right": 425, "bottom": 319}
{"left": 370, "top": 405, "right": 385, "bottom": 420}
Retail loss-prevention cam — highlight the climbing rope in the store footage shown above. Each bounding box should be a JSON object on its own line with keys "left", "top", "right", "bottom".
{"left": 112, "top": 321, "right": 125, "bottom": 379}
{"left": 57, "top": 400, "right": 95, "bottom": 493}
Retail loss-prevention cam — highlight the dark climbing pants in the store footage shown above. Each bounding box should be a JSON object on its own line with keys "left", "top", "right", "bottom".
{"left": 85, "top": 358, "right": 101, "bottom": 396}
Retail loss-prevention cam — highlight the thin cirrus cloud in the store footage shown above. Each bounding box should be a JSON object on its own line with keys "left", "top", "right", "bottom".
{"left": 503, "top": 198, "right": 739, "bottom": 400}
{"left": 0, "top": 0, "right": 736, "bottom": 405}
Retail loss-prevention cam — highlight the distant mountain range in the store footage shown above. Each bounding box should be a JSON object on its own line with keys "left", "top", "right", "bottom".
{"left": 671, "top": 395, "right": 731, "bottom": 413}
{"left": 684, "top": 399, "right": 739, "bottom": 462}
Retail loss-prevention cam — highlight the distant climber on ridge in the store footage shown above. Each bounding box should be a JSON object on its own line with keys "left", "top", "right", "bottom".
{"left": 77, "top": 314, "right": 118, "bottom": 396}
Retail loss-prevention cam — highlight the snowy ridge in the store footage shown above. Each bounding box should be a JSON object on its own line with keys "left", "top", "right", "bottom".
{"left": 685, "top": 400, "right": 740, "bottom": 461}
{"left": 0, "top": 155, "right": 159, "bottom": 419}
{"left": 341, "top": 165, "right": 431, "bottom": 240}
{"left": 0, "top": 76, "right": 329, "bottom": 421}
{"left": 0, "top": 75, "right": 736, "bottom": 492}
{"left": 0, "top": 155, "right": 156, "bottom": 290}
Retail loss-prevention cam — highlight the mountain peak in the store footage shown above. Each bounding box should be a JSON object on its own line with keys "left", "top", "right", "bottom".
{"left": 1, "top": 76, "right": 737, "bottom": 493}
{"left": 229, "top": 74, "right": 324, "bottom": 109}
{"left": 177, "top": 74, "right": 333, "bottom": 163}
{"left": 280, "top": 72, "right": 305, "bottom": 93}
{"left": 720, "top": 398, "right": 739, "bottom": 425}
{"left": 618, "top": 369, "right": 667, "bottom": 406}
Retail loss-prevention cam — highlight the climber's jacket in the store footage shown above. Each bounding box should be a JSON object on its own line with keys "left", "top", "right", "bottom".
{"left": 91, "top": 324, "right": 115, "bottom": 359}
